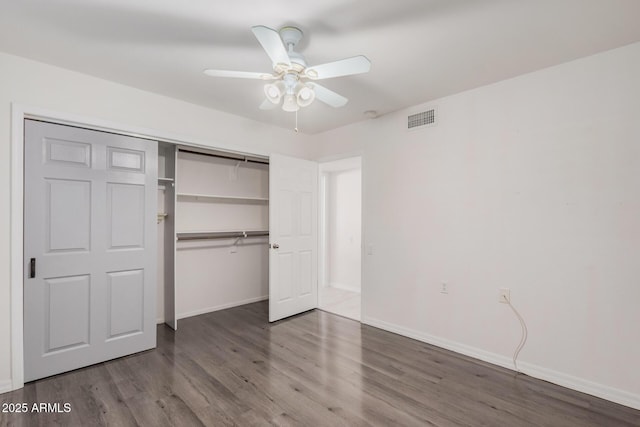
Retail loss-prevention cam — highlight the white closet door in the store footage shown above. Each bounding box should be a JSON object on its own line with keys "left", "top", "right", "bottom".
{"left": 23, "top": 120, "right": 158, "bottom": 382}
{"left": 269, "top": 154, "right": 318, "bottom": 322}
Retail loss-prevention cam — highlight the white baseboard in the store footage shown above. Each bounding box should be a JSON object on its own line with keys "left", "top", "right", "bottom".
{"left": 0, "top": 379, "right": 13, "bottom": 394}
{"left": 328, "top": 282, "right": 361, "bottom": 293}
{"left": 518, "top": 361, "right": 640, "bottom": 411}
{"left": 362, "top": 316, "right": 640, "bottom": 411}
{"left": 177, "top": 295, "right": 268, "bottom": 320}
{"left": 362, "top": 316, "right": 515, "bottom": 370}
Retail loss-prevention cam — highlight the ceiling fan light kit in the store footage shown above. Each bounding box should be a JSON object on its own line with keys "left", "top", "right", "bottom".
{"left": 264, "top": 80, "right": 285, "bottom": 104}
{"left": 203, "top": 24, "right": 371, "bottom": 115}
{"left": 296, "top": 84, "right": 315, "bottom": 107}
{"left": 282, "top": 94, "right": 300, "bottom": 112}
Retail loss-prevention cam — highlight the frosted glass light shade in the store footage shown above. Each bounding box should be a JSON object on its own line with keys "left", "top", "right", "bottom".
{"left": 296, "top": 84, "right": 315, "bottom": 107}
{"left": 282, "top": 94, "right": 300, "bottom": 112}
{"left": 264, "top": 81, "right": 285, "bottom": 104}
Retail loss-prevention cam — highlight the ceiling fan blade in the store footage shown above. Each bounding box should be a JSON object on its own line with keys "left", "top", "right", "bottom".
{"left": 305, "top": 55, "right": 371, "bottom": 80}
{"left": 203, "top": 69, "right": 275, "bottom": 79}
{"left": 308, "top": 83, "right": 348, "bottom": 108}
{"left": 251, "top": 25, "right": 291, "bottom": 68}
{"left": 259, "top": 99, "right": 277, "bottom": 110}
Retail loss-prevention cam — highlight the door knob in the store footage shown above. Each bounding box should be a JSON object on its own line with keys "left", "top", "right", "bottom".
{"left": 271, "top": 243, "right": 279, "bottom": 249}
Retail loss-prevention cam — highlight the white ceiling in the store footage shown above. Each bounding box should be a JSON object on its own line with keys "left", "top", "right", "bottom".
{"left": 1, "top": 0, "right": 640, "bottom": 134}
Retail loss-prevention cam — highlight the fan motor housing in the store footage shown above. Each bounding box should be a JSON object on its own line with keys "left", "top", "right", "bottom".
{"left": 280, "top": 26, "right": 303, "bottom": 48}
{"left": 288, "top": 51, "right": 307, "bottom": 68}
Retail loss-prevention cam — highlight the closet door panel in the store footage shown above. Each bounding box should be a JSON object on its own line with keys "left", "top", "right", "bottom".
{"left": 24, "top": 119, "right": 158, "bottom": 382}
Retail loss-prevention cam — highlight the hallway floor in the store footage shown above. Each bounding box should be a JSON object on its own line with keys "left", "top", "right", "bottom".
{"left": 318, "top": 286, "right": 361, "bottom": 321}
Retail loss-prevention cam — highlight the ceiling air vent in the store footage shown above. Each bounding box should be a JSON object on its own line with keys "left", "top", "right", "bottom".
{"left": 407, "top": 108, "right": 436, "bottom": 130}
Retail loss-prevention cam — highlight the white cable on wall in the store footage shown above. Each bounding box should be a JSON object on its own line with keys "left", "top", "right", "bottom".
{"left": 507, "top": 299, "right": 528, "bottom": 372}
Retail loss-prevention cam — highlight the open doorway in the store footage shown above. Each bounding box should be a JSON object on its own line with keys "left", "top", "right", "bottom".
{"left": 318, "top": 157, "right": 362, "bottom": 321}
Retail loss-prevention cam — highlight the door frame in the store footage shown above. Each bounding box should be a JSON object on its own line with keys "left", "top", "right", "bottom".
{"left": 317, "top": 156, "right": 363, "bottom": 311}
{"left": 9, "top": 103, "right": 270, "bottom": 392}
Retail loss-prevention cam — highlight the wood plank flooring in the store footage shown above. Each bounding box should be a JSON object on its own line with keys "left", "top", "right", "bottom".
{"left": 1, "top": 301, "right": 638, "bottom": 426}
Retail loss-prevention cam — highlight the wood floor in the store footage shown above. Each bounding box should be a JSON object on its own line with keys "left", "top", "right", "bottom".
{"left": 2, "top": 301, "right": 638, "bottom": 426}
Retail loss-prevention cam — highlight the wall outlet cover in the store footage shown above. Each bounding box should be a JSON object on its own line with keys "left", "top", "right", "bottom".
{"left": 499, "top": 288, "right": 510, "bottom": 303}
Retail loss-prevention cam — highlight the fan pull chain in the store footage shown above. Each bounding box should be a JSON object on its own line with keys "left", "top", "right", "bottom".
{"left": 294, "top": 109, "right": 299, "bottom": 133}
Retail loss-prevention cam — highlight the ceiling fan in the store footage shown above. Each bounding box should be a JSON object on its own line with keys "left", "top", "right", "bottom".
{"left": 203, "top": 25, "right": 371, "bottom": 112}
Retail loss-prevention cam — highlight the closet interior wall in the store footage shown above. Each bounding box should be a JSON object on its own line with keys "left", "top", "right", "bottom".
{"left": 157, "top": 143, "right": 176, "bottom": 327}
{"left": 171, "top": 149, "right": 269, "bottom": 321}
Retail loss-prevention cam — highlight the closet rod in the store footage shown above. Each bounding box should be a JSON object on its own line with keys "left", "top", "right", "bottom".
{"left": 177, "top": 231, "right": 269, "bottom": 241}
{"left": 179, "top": 148, "right": 269, "bottom": 165}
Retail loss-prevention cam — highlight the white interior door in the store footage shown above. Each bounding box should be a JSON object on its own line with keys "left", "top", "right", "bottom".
{"left": 24, "top": 120, "right": 158, "bottom": 382}
{"left": 269, "top": 154, "right": 318, "bottom": 322}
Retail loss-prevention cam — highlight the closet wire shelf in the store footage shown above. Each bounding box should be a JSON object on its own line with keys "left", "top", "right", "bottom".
{"left": 176, "top": 230, "right": 269, "bottom": 241}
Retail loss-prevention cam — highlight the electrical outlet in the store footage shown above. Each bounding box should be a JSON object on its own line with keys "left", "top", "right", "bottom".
{"left": 499, "top": 288, "right": 510, "bottom": 303}
{"left": 441, "top": 282, "right": 449, "bottom": 294}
